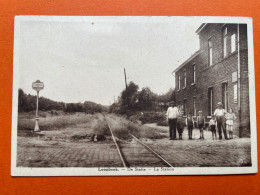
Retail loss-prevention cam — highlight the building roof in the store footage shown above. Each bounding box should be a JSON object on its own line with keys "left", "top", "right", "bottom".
{"left": 195, "top": 23, "right": 207, "bottom": 34}
{"left": 172, "top": 50, "right": 201, "bottom": 74}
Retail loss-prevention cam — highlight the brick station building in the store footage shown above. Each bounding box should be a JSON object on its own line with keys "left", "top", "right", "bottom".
{"left": 172, "top": 23, "right": 250, "bottom": 137}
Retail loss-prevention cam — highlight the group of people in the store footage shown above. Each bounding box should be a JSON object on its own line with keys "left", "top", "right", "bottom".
{"left": 166, "top": 101, "right": 236, "bottom": 140}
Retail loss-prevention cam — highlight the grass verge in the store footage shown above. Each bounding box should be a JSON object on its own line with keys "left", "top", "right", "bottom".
{"left": 106, "top": 114, "right": 168, "bottom": 140}
{"left": 18, "top": 113, "right": 93, "bottom": 130}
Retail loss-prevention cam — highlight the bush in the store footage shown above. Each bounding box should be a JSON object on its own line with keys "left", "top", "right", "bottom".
{"left": 156, "top": 120, "right": 168, "bottom": 126}
{"left": 139, "top": 112, "right": 166, "bottom": 124}
{"left": 90, "top": 119, "right": 111, "bottom": 141}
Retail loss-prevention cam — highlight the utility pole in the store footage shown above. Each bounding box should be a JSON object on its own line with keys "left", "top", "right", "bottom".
{"left": 124, "top": 68, "right": 128, "bottom": 108}
{"left": 124, "top": 68, "right": 127, "bottom": 90}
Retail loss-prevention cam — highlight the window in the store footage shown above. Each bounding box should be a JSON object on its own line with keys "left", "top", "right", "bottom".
{"left": 231, "top": 33, "right": 236, "bottom": 53}
{"left": 184, "top": 69, "right": 186, "bottom": 88}
{"left": 178, "top": 75, "right": 181, "bottom": 90}
{"left": 222, "top": 83, "right": 228, "bottom": 110}
{"left": 234, "top": 83, "right": 238, "bottom": 103}
{"left": 183, "top": 99, "right": 187, "bottom": 116}
{"left": 223, "top": 27, "right": 227, "bottom": 57}
{"left": 192, "top": 64, "right": 196, "bottom": 83}
{"left": 208, "top": 39, "right": 213, "bottom": 66}
{"left": 193, "top": 97, "right": 196, "bottom": 116}
{"left": 179, "top": 103, "right": 183, "bottom": 114}
{"left": 208, "top": 87, "right": 213, "bottom": 116}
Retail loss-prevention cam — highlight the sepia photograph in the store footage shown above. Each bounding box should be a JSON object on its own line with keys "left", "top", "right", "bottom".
{"left": 11, "top": 16, "right": 257, "bottom": 176}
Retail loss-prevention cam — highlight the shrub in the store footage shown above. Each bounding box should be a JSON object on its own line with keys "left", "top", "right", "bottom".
{"left": 156, "top": 120, "right": 168, "bottom": 126}
{"left": 139, "top": 112, "right": 166, "bottom": 124}
{"left": 90, "top": 119, "right": 111, "bottom": 141}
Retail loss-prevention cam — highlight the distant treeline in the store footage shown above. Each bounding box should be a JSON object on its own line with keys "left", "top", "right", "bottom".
{"left": 18, "top": 89, "right": 107, "bottom": 113}
{"left": 109, "top": 81, "right": 175, "bottom": 115}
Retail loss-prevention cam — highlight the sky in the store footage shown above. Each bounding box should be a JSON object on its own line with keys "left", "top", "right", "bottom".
{"left": 18, "top": 17, "right": 201, "bottom": 105}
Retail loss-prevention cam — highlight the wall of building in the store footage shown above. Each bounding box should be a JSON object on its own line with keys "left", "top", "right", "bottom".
{"left": 175, "top": 54, "right": 202, "bottom": 116}
{"left": 199, "top": 53, "right": 240, "bottom": 133}
{"left": 175, "top": 23, "right": 250, "bottom": 137}
{"left": 239, "top": 23, "right": 250, "bottom": 136}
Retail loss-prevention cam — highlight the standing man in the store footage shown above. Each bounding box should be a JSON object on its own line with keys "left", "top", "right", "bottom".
{"left": 214, "top": 102, "right": 228, "bottom": 140}
{"left": 166, "top": 101, "right": 179, "bottom": 140}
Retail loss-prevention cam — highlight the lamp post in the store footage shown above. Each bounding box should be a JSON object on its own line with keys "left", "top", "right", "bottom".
{"left": 32, "top": 80, "right": 44, "bottom": 132}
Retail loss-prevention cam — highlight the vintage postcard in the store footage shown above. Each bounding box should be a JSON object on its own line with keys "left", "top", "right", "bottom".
{"left": 11, "top": 16, "right": 257, "bottom": 176}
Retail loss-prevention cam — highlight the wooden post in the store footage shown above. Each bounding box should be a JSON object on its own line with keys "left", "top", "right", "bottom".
{"left": 124, "top": 68, "right": 127, "bottom": 90}
{"left": 124, "top": 68, "right": 128, "bottom": 107}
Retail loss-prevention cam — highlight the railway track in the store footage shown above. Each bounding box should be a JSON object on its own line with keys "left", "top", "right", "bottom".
{"left": 104, "top": 117, "right": 173, "bottom": 168}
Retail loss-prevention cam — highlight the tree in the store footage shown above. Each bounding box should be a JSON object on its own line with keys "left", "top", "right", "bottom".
{"left": 136, "top": 87, "right": 154, "bottom": 110}
{"left": 18, "top": 89, "right": 27, "bottom": 112}
{"left": 83, "top": 101, "right": 107, "bottom": 114}
{"left": 121, "top": 81, "right": 139, "bottom": 110}
{"left": 108, "top": 81, "right": 176, "bottom": 114}
{"left": 17, "top": 88, "right": 107, "bottom": 113}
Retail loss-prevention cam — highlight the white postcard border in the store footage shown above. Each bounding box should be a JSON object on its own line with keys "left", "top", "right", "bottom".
{"left": 11, "top": 16, "right": 257, "bottom": 176}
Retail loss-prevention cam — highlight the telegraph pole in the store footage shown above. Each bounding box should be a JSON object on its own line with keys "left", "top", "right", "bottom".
{"left": 124, "top": 68, "right": 129, "bottom": 108}
{"left": 124, "top": 68, "right": 127, "bottom": 90}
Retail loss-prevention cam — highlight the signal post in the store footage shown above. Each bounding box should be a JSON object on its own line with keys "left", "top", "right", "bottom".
{"left": 32, "top": 80, "right": 44, "bottom": 132}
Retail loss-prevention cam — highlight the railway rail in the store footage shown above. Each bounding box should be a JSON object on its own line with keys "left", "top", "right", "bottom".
{"left": 104, "top": 117, "right": 173, "bottom": 168}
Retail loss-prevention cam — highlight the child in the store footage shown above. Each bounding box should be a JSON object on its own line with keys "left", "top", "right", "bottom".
{"left": 225, "top": 108, "right": 236, "bottom": 139}
{"left": 177, "top": 112, "right": 185, "bottom": 140}
{"left": 197, "top": 111, "right": 205, "bottom": 139}
{"left": 186, "top": 112, "right": 194, "bottom": 140}
{"left": 209, "top": 115, "right": 217, "bottom": 140}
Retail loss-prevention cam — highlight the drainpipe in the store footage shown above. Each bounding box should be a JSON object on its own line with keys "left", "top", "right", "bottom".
{"left": 172, "top": 71, "right": 176, "bottom": 101}
{"left": 237, "top": 24, "right": 242, "bottom": 138}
